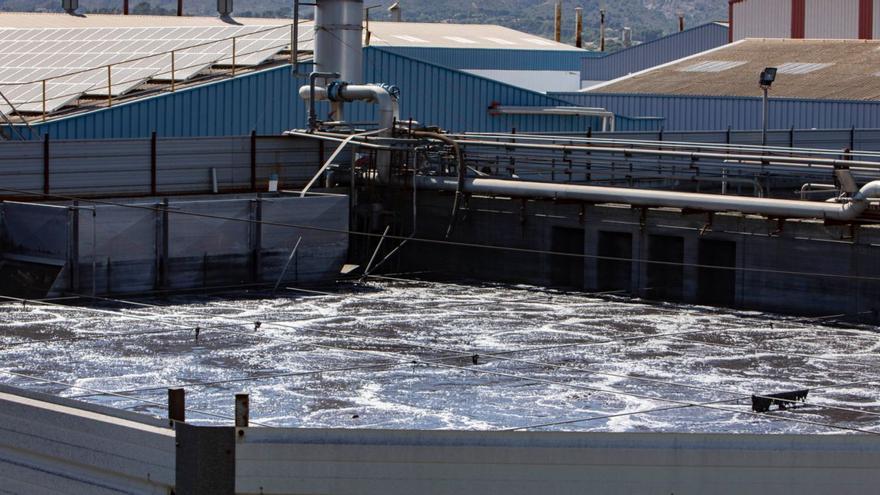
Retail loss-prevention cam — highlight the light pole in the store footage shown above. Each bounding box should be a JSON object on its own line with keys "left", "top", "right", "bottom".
{"left": 759, "top": 67, "right": 777, "bottom": 146}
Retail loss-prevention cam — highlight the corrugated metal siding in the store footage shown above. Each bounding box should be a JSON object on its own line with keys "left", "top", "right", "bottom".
{"left": 22, "top": 66, "right": 302, "bottom": 140}
{"left": 805, "top": 0, "right": 859, "bottom": 38}
{"left": 4, "top": 48, "right": 659, "bottom": 139}
{"left": 374, "top": 47, "right": 598, "bottom": 71}
{"left": 874, "top": 0, "right": 880, "bottom": 35}
{"left": 581, "top": 23, "right": 729, "bottom": 82}
{"left": 733, "top": 0, "right": 792, "bottom": 40}
{"left": 552, "top": 92, "right": 880, "bottom": 131}
{"left": 358, "top": 47, "right": 637, "bottom": 133}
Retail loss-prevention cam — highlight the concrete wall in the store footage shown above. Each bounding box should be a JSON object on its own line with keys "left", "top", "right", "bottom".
{"left": 0, "top": 385, "right": 175, "bottom": 494}
{"left": 233, "top": 428, "right": 880, "bottom": 495}
{"left": 1, "top": 193, "right": 349, "bottom": 297}
{"left": 1, "top": 385, "right": 879, "bottom": 495}
{"left": 386, "top": 190, "right": 880, "bottom": 318}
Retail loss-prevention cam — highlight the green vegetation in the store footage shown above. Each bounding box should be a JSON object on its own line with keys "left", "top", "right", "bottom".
{"left": 0, "top": 0, "right": 727, "bottom": 46}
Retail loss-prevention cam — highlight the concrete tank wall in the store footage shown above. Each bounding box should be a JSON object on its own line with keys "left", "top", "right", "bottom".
{"left": 383, "top": 190, "right": 880, "bottom": 318}
{"left": 1, "top": 193, "right": 350, "bottom": 298}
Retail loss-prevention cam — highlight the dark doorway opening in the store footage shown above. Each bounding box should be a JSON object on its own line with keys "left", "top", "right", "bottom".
{"left": 550, "top": 227, "right": 585, "bottom": 289}
{"left": 646, "top": 235, "right": 684, "bottom": 301}
{"left": 697, "top": 239, "right": 737, "bottom": 307}
{"left": 597, "top": 231, "right": 632, "bottom": 293}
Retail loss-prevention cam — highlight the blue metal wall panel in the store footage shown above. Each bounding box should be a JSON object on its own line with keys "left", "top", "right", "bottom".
{"left": 552, "top": 92, "right": 880, "bottom": 131}
{"left": 355, "top": 47, "right": 649, "bottom": 133}
{"left": 376, "top": 47, "right": 600, "bottom": 71}
{"left": 24, "top": 66, "right": 303, "bottom": 140}
{"left": 581, "top": 23, "right": 729, "bottom": 82}
{"left": 5, "top": 49, "right": 662, "bottom": 140}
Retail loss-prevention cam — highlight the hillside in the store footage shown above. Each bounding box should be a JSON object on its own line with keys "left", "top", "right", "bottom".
{"left": 0, "top": 0, "right": 728, "bottom": 45}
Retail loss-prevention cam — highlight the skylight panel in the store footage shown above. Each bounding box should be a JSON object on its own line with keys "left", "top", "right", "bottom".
{"left": 483, "top": 36, "right": 516, "bottom": 45}
{"left": 680, "top": 60, "right": 747, "bottom": 73}
{"left": 776, "top": 62, "right": 832, "bottom": 74}
{"left": 522, "top": 37, "right": 555, "bottom": 46}
{"left": 443, "top": 36, "right": 476, "bottom": 44}
{"left": 392, "top": 34, "right": 430, "bottom": 43}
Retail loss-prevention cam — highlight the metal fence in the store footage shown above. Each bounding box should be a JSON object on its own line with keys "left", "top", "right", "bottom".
{"left": 0, "top": 134, "right": 335, "bottom": 199}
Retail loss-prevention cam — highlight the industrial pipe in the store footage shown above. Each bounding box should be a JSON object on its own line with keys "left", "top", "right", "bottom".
{"left": 415, "top": 177, "right": 880, "bottom": 221}
{"left": 307, "top": 71, "right": 340, "bottom": 131}
{"left": 299, "top": 83, "right": 399, "bottom": 181}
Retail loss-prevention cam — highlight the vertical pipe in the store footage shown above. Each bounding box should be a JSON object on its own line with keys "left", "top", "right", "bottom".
{"left": 123, "top": 0, "right": 128, "bottom": 15}
{"left": 150, "top": 131, "right": 157, "bottom": 195}
{"left": 168, "top": 388, "right": 185, "bottom": 426}
{"left": 292, "top": 0, "right": 299, "bottom": 74}
{"left": 41, "top": 79, "right": 47, "bottom": 121}
{"left": 250, "top": 130, "right": 257, "bottom": 191}
{"left": 678, "top": 13, "right": 684, "bottom": 32}
{"left": 235, "top": 394, "right": 249, "bottom": 427}
{"left": 554, "top": 1, "right": 562, "bottom": 43}
{"left": 177, "top": 0, "right": 183, "bottom": 16}
{"left": 231, "top": 37, "right": 236, "bottom": 76}
{"left": 762, "top": 87, "right": 769, "bottom": 146}
{"left": 107, "top": 65, "right": 112, "bottom": 107}
{"left": 170, "top": 51, "right": 176, "bottom": 91}
{"left": 42, "top": 133, "right": 50, "bottom": 195}
{"left": 91, "top": 207, "right": 97, "bottom": 297}
{"left": 575, "top": 7, "right": 583, "bottom": 48}
{"left": 600, "top": 9, "right": 606, "bottom": 52}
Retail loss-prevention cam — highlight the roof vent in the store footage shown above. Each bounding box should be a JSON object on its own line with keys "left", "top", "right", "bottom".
{"left": 62, "top": 0, "right": 78, "bottom": 14}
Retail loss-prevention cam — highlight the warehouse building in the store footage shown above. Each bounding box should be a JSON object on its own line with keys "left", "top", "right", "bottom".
{"left": 730, "top": 0, "right": 880, "bottom": 41}
{"left": 581, "top": 22, "right": 729, "bottom": 89}
{"left": 553, "top": 38, "right": 880, "bottom": 131}
{"left": 1, "top": 13, "right": 629, "bottom": 140}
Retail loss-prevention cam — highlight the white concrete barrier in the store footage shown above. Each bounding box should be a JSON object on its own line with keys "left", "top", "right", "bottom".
{"left": 235, "top": 428, "right": 880, "bottom": 495}
{"left": 0, "top": 386, "right": 175, "bottom": 495}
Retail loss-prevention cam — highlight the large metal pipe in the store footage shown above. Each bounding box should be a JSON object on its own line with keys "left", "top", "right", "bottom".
{"left": 415, "top": 177, "right": 880, "bottom": 221}
{"left": 314, "top": 0, "right": 364, "bottom": 84}
{"left": 299, "top": 83, "right": 398, "bottom": 181}
{"left": 575, "top": 7, "right": 584, "bottom": 48}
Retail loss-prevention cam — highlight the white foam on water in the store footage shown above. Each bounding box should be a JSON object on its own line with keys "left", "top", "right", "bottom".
{"left": 0, "top": 281, "right": 878, "bottom": 433}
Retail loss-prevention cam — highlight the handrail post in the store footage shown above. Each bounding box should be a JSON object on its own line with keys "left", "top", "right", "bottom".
{"left": 107, "top": 65, "right": 112, "bottom": 107}
{"left": 41, "top": 79, "right": 47, "bottom": 121}
{"left": 170, "top": 50, "right": 176, "bottom": 91}
{"left": 231, "top": 37, "right": 236, "bottom": 76}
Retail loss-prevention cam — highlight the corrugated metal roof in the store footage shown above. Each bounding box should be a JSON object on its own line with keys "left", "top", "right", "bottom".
{"left": 552, "top": 91, "right": 880, "bottom": 131}
{"left": 586, "top": 38, "right": 880, "bottom": 101}
{"left": 5, "top": 48, "right": 660, "bottom": 139}
{"left": 366, "top": 22, "right": 586, "bottom": 51}
{"left": 0, "top": 13, "right": 583, "bottom": 52}
{"left": 581, "top": 22, "right": 729, "bottom": 82}
{"left": 375, "top": 47, "right": 597, "bottom": 71}
{"left": 0, "top": 12, "right": 292, "bottom": 28}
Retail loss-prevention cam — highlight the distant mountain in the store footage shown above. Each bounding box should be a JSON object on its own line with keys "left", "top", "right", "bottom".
{"left": 0, "top": 1, "right": 728, "bottom": 45}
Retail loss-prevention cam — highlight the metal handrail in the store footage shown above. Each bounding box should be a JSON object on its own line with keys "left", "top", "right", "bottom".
{"left": 0, "top": 22, "right": 314, "bottom": 121}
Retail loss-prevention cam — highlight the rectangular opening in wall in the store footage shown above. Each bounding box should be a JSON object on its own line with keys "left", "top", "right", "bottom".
{"left": 597, "top": 231, "right": 632, "bottom": 293}
{"left": 697, "top": 239, "right": 737, "bottom": 307}
{"left": 550, "top": 227, "right": 585, "bottom": 289}
{"left": 647, "top": 235, "right": 684, "bottom": 301}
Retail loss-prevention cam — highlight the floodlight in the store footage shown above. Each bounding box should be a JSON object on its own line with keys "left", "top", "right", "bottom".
{"left": 759, "top": 67, "right": 777, "bottom": 88}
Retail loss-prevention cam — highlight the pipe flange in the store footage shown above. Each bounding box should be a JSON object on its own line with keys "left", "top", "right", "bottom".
{"left": 327, "top": 81, "right": 350, "bottom": 102}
